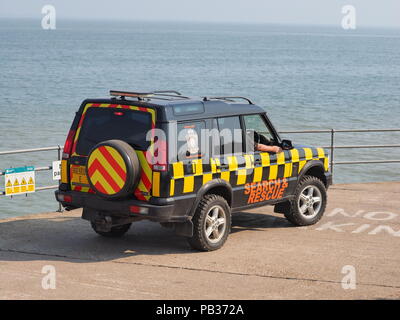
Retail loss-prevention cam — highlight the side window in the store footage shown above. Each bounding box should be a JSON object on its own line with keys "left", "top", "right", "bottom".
{"left": 243, "top": 114, "right": 275, "bottom": 153}
{"left": 177, "top": 121, "right": 206, "bottom": 161}
{"left": 217, "top": 116, "right": 243, "bottom": 155}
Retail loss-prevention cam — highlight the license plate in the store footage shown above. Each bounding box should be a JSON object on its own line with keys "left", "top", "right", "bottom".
{"left": 71, "top": 165, "right": 89, "bottom": 185}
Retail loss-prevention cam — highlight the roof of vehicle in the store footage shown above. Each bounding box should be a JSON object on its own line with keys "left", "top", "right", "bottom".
{"left": 80, "top": 90, "right": 266, "bottom": 122}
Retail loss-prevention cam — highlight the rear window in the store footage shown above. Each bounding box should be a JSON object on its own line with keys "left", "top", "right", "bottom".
{"left": 75, "top": 107, "right": 152, "bottom": 156}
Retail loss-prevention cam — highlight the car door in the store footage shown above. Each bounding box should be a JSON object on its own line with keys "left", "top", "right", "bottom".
{"left": 238, "top": 113, "right": 295, "bottom": 207}
{"left": 170, "top": 119, "right": 211, "bottom": 196}
{"left": 213, "top": 116, "right": 250, "bottom": 207}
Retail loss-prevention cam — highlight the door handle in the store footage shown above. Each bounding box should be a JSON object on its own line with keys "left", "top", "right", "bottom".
{"left": 219, "top": 163, "right": 229, "bottom": 170}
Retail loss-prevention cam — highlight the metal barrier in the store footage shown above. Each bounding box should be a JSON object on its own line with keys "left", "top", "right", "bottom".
{"left": 0, "top": 145, "right": 63, "bottom": 211}
{"left": 278, "top": 128, "right": 400, "bottom": 177}
{"left": 0, "top": 128, "right": 399, "bottom": 205}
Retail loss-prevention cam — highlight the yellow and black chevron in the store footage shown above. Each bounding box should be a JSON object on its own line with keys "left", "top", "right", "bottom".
{"left": 152, "top": 147, "right": 329, "bottom": 198}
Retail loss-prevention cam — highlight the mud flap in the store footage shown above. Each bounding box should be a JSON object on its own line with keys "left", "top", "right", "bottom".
{"left": 274, "top": 201, "right": 291, "bottom": 214}
{"left": 174, "top": 220, "right": 193, "bottom": 237}
{"left": 82, "top": 207, "right": 100, "bottom": 221}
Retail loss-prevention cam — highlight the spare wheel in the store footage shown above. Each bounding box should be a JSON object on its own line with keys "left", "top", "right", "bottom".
{"left": 86, "top": 140, "right": 140, "bottom": 199}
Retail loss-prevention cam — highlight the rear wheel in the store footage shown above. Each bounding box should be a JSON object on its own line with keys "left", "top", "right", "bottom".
{"left": 284, "top": 175, "right": 327, "bottom": 226}
{"left": 188, "top": 194, "right": 231, "bottom": 251}
{"left": 91, "top": 222, "right": 132, "bottom": 238}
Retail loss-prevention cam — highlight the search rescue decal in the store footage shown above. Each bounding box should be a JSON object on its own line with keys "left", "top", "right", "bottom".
{"left": 245, "top": 178, "right": 288, "bottom": 204}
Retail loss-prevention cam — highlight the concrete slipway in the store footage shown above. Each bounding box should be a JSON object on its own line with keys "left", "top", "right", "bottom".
{"left": 0, "top": 182, "right": 399, "bottom": 299}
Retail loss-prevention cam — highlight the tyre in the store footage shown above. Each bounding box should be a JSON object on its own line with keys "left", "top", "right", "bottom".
{"left": 187, "top": 194, "right": 231, "bottom": 251}
{"left": 91, "top": 222, "right": 132, "bottom": 238}
{"left": 284, "top": 175, "right": 327, "bottom": 226}
{"left": 86, "top": 140, "right": 140, "bottom": 199}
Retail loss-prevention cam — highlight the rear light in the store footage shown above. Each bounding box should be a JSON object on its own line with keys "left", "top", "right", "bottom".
{"left": 153, "top": 138, "right": 168, "bottom": 172}
{"left": 60, "top": 160, "right": 68, "bottom": 184}
{"left": 62, "top": 129, "right": 76, "bottom": 159}
{"left": 129, "top": 206, "right": 149, "bottom": 215}
{"left": 57, "top": 194, "right": 72, "bottom": 203}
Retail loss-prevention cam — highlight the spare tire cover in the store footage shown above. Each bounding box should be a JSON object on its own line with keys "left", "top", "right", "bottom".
{"left": 86, "top": 140, "right": 140, "bottom": 199}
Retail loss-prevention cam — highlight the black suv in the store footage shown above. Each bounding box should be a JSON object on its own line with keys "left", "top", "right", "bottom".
{"left": 56, "top": 90, "right": 332, "bottom": 251}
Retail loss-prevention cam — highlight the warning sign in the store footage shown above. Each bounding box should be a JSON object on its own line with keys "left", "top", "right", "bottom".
{"left": 4, "top": 166, "right": 35, "bottom": 196}
{"left": 13, "top": 178, "right": 20, "bottom": 194}
{"left": 5, "top": 179, "right": 13, "bottom": 195}
{"left": 21, "top": 178, "right": 28, "bottom": 193}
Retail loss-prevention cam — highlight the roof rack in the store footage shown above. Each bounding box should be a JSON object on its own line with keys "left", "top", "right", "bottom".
{"left": 110, "top": 90, "right": 190, "bottom": 101}
{"left": 203, "top": 96, "right": 254, "bottom": 105}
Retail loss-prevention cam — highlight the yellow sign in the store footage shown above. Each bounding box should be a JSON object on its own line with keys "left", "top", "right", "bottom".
{"left": 6, "top": 179, "right": 13, "bottom": 195}
{"left": 21, "top": 178, "right": 27, "bottom": 192}
{"left": 4, "top": 166, "right": 35, "bottom": 196}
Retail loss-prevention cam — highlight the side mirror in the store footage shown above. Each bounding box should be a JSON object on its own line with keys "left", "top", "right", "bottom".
{"left": 281, "top": 139, "right": 293, "bottom": 150}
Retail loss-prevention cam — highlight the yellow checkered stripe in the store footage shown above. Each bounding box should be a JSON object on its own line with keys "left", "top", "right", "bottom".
{"left": 163, "top": 147, "right": 329, "bottom": 197}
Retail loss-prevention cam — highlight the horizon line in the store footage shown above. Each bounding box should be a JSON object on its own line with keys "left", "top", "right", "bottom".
{"left": 0, "top": 16, "right": 400, "bottom": 30}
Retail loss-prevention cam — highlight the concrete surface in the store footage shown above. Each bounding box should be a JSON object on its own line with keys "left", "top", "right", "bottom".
{"left": 0, "top": 182, "right": 399, "bottom": 300}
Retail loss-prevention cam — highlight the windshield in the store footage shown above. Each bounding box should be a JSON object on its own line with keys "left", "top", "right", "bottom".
{"left": 75, "top": 107, "right": 152, "bottom": 156}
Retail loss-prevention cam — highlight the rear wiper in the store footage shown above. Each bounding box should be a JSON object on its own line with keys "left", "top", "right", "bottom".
{"left": 85, "top": 138, "right": 144, "bottom": 151}
{"left": 127, "top": 142, "right": 146, "bottom": 150}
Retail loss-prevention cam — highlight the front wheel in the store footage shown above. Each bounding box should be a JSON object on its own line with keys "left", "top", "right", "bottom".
{"left": 284, "top": 175, "right": 327, "bottom": 226}
{"left": 91, "top": 222, "right": 132, "bottom": 238}
{"left": 187, "top": 194, "right": 231, "bottom": 251}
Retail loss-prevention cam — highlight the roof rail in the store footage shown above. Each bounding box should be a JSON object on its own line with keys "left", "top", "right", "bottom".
{"left": 110, "top": 90, "right": 190, "bottom": 101}
{"left": 154, "top": 90, "right": 183, "bottom": 95}
{"left": 203, "top": 96, "right": 254, "bottom": 105}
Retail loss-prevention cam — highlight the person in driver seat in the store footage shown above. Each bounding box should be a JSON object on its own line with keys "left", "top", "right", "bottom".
{"left": 246, "top": 130, "right": 282, "bottom": 153}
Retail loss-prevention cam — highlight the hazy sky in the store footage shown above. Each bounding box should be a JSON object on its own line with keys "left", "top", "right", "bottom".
{"left": 1, "top": 0, "right": 399, "bottom": 27}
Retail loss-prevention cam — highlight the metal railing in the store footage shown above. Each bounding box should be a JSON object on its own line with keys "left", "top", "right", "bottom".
{"left": 0, "top": 145, "right": 63, "bottom": 211}
{"left": 0, "top": 128, "right": 399, "bottom": 204}
{"left": 278, "top": 128, "right": 400, "bottom": 177}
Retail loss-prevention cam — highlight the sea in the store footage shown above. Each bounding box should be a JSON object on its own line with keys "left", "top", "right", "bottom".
{"left": 0, "top": 19, "right": 399, "bottom": 218}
